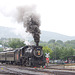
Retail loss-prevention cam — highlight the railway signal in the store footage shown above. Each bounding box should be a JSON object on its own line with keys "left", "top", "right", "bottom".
{"left": 45, "top": 53, "right": 50, "bottom": 66}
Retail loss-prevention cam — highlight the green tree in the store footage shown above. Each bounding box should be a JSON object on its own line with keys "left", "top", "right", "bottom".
{"left": 39, "top": 39, "right": 75, "bottom": 60}
{"left": 43, "top": 46, "right": 53, "bottom": 58}
{"left": 8, "top": 38, "right": 25, "bottom": 48}
{"left": 0, "top": 41, "right": 2, "bottom": 44}
{"left": 48, "top": 39, "right": 55, "bottom": 44}
{"left": 59, "top": 47, "right": 74, "bottom": 60}
{"left": 56, "top": 40, "right": 63, "bottom": 45}
{"left": 40, "top": 43, "right": 48, "bottom": 46}
{"left": 60, "top": 47, "right": 68, "bottom": 60}
{"left": 0, "top": 48, "right": 3, "bottom": 52}
{"left": 51, "top": 47, "right": 61, "bottom": 60}
{"left": 68, "top": 47, "right": 74, "bottom": 56}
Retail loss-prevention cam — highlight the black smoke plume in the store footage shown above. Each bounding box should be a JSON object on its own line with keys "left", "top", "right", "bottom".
{"left": 16, "top": 6, "right": 40, "bottom": 46}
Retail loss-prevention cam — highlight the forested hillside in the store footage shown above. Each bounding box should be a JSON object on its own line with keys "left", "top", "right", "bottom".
{"left": 0, "top": 26, "right": 75, "bottom": 41}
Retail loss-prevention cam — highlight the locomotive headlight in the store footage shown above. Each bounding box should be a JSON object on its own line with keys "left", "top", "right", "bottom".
{"left": 38, "top": 51, "right": 40, "bottom": 55}
{"left": 33, "top": 48, "right": 43, "bottom": 57}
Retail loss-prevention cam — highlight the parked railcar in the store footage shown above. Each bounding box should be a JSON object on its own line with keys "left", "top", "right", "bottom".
{"left": 0, "top": 45, "right": 45, "bottom": 67}
{"left": 0, "top": 52, "right": 6, "bottom": 63}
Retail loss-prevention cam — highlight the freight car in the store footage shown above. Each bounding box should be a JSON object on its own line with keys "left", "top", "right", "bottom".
{"left": 0, "top": 45, "right": 45, "bottom": 66}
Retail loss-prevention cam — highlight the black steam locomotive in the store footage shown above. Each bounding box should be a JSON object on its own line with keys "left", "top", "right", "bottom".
{"left": 0, "top": 45, "right": 45, "bottom": 66}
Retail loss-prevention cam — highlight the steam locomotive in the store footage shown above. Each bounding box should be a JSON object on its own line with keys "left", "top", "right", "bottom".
{"left": 0, "top": 45, "right": 45, "bottom": 66}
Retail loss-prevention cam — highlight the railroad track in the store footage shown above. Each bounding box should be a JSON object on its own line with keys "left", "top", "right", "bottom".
{"left": 0, "top": 64, "right": 75, "bottom": 75}
{"left": 0, "top": 65, "right": 53, "bottom": 75}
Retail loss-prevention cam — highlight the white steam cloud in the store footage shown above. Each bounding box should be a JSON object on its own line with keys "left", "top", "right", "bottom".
{"left": 16, "top": 6, "right": 41, "bottom": 46}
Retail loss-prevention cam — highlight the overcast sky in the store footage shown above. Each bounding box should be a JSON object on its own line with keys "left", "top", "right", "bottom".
{"left": 0, "top": 0, "right": 75, "bottom": 36}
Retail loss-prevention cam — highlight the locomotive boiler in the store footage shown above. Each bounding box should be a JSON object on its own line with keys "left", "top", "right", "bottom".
{"left": 0, "top": 45, "right": 45, "bottom": 67}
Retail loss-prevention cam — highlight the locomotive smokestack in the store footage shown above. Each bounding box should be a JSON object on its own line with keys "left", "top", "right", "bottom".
{"left": 36, "top": 43, "right": 38, "bottom": 46}
{"left": 16, "top": 6, "right": 40, "bottom": 46}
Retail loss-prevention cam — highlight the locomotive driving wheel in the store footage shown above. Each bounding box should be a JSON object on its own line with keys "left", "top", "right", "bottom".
{"left": 21, "top": 57, "right": 26, "bottom": 66}
{"left": 25, "top": 58, "right": 31, "bottom": 66}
